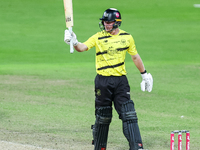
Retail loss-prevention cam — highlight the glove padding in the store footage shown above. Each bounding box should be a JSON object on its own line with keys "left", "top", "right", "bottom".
{"left": 140, "top": 73, "right": 153, "bottom": 92}
{"left": 64, "top": 29, "right": 78, "bottom": 46}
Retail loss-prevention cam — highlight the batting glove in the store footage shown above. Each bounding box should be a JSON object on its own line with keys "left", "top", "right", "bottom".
{"left": 140, "top": 72, "right": 153, "bottom": 92}
{"left": 64, "top": 29, "right": 78, "bottom": 46}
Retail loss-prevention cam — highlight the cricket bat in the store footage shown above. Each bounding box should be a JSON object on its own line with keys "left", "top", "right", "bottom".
{"left": 63, "top": 0, "right": 74, "bottom": 53}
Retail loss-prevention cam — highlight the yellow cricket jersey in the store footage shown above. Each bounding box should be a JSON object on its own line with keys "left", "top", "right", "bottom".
{"left": 83, "top": 29, "right": 138, "bottom": 76}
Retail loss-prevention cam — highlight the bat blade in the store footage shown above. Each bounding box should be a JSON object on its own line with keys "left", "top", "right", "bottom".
{"left": 63, "top": 0, "right": 74, "bottom": 53}
{"left": 63, "top": 0, "right": 73, "bottom": 28}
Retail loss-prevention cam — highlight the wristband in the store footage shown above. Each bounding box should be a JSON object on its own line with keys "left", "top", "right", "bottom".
{"left": 141, "top": 70, "right": 147, "bottom": 74}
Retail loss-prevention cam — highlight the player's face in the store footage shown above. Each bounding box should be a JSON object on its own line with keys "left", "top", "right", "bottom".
{"left": 104, "top": 21, "right": 115, "bottom": 32}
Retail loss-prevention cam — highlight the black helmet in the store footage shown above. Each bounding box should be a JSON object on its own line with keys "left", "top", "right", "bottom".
{"left": 99, "top": 8, "right": 122, "bottom": 31}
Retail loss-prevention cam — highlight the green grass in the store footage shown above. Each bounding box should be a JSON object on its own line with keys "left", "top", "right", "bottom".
{"left": 0, "top": 0, "right": 200, "bottom": 149}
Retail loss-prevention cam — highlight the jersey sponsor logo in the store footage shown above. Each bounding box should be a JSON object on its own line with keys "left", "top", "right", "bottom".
{"left": 103, "top": 39, "right": 109, "bottom": 45}
{"left": 113, "top": 40, "right": 120, "bottom": 44}
{"left": 96, "top": 47, "right": 129, "bottom": 56}
{"left": 107, "top": 46, "right": 117, "bottom": 56}
{"left": 120, "top": 39, "right": 126, "bottom": 45}
{"left": 104, "top": 40, "right": 108, "bottom": 43}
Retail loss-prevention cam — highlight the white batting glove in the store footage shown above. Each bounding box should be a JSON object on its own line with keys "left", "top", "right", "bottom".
{"left": 140, "top": 73, "right": 153, "bottom": 92}
{"left": 64, "top": 29, "right": 78, "bottom": 46}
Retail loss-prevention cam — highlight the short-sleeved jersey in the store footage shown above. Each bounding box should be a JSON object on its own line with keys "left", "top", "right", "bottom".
{"left": 83, "top": 29, "right": 138, "bottom": 76}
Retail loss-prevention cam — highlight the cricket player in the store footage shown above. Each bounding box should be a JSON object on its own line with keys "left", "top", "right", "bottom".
{"left": 64, "top": 8, "right": 153, "bottom": 150}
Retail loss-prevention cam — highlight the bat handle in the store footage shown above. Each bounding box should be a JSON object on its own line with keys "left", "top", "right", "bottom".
{"left": 68, "top": 27, "right": 74, "bottom": 54}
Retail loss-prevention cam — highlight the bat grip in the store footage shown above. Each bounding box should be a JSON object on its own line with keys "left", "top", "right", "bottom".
{"left": 68, "top": 27, "right": 74, "bottom": 54}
